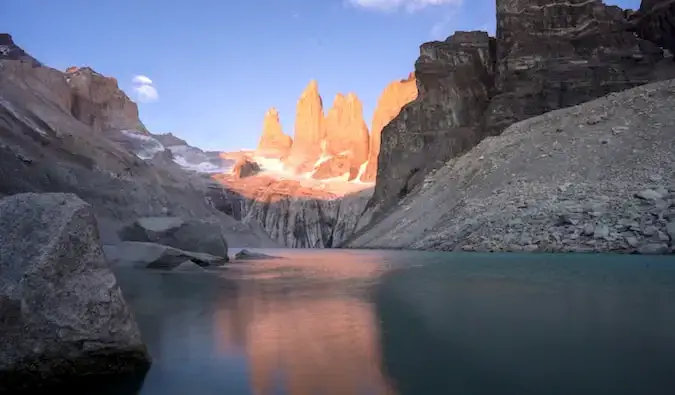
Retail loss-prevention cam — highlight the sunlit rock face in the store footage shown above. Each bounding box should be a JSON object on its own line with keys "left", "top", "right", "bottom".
{"left": 66, "top": 67, "right": 147, "bottom": 133}
{"left": 361, "top": 72, "right": 418, "bottom": 183}
{"left": 285, "top": 80, "right": 326, "bottom": 174}
{"left": 323, "top": 92, "right": 370, "bottom": 178}
{"left": 257, "top": 108, "right": 292, "bottom": 158}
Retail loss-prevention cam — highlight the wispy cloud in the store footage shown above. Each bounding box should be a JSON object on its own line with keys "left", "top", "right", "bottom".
{"left": 347, "top": 0, "right": 462, "bottom": 12}
{"left": 429, "top": 9, "right": 457, "bottom": 39}
{"left": 131, "top": 74, "right": 159, "bottom": 103}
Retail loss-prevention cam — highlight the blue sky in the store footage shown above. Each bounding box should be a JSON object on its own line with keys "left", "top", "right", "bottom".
{"left": 6, "top": 0, "right": 638, "bottom": 151}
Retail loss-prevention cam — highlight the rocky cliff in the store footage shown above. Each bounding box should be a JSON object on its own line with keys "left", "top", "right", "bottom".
{"left": 0, "top": 35, "right": 276, "bottom": 248}
{"left": 353, "top": 0, "right": 675, "bottom": 236}
{"left": 285, "top": 80, "right": 326, "bottom": 173}
{"left": 361, "top": 72, "right": 417, "bottom": 182}
{"left": 257, "top": 108, "right": 293, "bottom": 158}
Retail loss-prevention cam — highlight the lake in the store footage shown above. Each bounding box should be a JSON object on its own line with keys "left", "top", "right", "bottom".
{"left": 109, "top": 249, "right": 675, "bottom": 395}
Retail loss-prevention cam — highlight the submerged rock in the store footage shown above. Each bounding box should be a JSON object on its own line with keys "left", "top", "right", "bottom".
{"left": 104, "top": 241, "right": 228, "bottom": 269}
{"left": 0, "top": 193, "right": 150, "bottom": 392}
{"left": 118, "top": 216, "right": 229, "bottom": 259}
{"left": 233, "top": 249, "right": 281, "bottom": 260}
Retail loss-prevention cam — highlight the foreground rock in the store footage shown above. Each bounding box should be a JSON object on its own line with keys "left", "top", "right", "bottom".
{"left": 118, "top": 217, "right": 229, "bottom": 259}
{"left": 233, "top": 249, "right": 281, "bottom": 260}
{"left": 345, "top": 79, "right": 675, "bottom": 254}
{"left": 0, "top": 193, "right": 150, "bottom": 392}
{"left": 104, "top": 241, "right": 228, "bottom": 269}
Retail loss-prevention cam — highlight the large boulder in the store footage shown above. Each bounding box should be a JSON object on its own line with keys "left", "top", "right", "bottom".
{"left": 0, "top": 193, "right": 150, "bottom": 392}
{"left": 104, "top": 241, "right": 228, "bottom": 269}
{"left": 118, "top": 216, "right": 229, "bottom": 259}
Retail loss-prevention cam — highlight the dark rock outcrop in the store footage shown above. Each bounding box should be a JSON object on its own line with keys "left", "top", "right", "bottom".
{"left": 365, "top": 31, "right": 496, "bottom": 222}
{"left": 360, "top": 0, "right": 675, "bottom": 232}
{"left": 257, "top": 108, "right": 293, "bottom": 158}
{"left": 0, "top": 193, "right": 150, "bottom": 392}
{"left": 285, "top": 80, "right": 326, "bottom": 173}
{"left": 0, "top": 34, "right": 40, "bottom": 66}
{"left": 104, "top": 241, "right": 228, "bottom": 269}
{"left": 232, "top": 156, "right": 261, "bottom": 179}
{"left": 323, "top": 93, "right": 370, "bottom": 173}
{"left": 118, "top": 217, "right": 229, "bottom": 259}
{"left": 361, "top": 72, "right": 417, "bottom": 182}
{"left": 628, "top": 0, "right": 675, "bottom": 54}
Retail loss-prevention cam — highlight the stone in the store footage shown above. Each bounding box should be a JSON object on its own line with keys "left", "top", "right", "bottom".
{"left": 323, "top": 92, "right": 370, "bottom": 173}
{"left": 637, "top": 243, "right": 670, "bottom": 254}
{"left": 285, "top": 80, "right": 326, "bottom": 173}
{"left": 175, "top": 261, "right": 206, "bottom": 271}
{"left": 232, "top": 156, "right": 261, "bottom": 179}
{"left": 594, "top": 224, "right": 610, "bottom": 239}
{"left": 104, "top": 241, "right": 227, "bottom": 269}
{"left": 635, "top": 189, "right": 665, "bottom": 200}
{"left": 666, "top": 221, "right": 675, "bottom": 242}
{"left": 118, "top": 217, "right": 229, "bottom": 258}
{"left": 361, "top": 73, "right": 418, "bottom": 182}
{"left": 625, "top": 235, "right": 639, "bottom": 247}
{"left": 0, "top": 193, "right": 150, "bottom": 392}
{"left": 257, "top": 107, "right": 293, "bottom": 158}
{"left": 233, "top": 249, "right": 280, "bottom": 260}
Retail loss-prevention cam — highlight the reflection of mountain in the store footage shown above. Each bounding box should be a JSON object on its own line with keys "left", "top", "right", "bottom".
{"left": 212, "top": 252, "right": 397, "bottom": 395}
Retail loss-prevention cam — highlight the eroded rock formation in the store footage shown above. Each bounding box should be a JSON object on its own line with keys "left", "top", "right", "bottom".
{"left": 323, "top": 93, "right": 370, "bottom": 176}
{"left": 363, "top": 31, "right": 496, "bottom": 223}
{"left": 359, "top": 0, "right": 675, "bottom": 230}
{"left": 257, "top": 108, "right": 292, "bottom": 158}
{"left": 67, "top": 67, "right": 147, "bottom": 133}
{"left": 285, "top": 80, "right": 325, "bottom": 173}
{"left": 361, "top": 72, "right": 417, "bottom": 182}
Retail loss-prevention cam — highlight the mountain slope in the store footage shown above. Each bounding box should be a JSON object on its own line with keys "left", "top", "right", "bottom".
{"left": 345, "top": 79, "right": 675, "bottom": 253}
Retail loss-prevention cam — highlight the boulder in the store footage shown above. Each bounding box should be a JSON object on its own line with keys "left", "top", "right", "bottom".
{"left": 118, "top": 216, "right": 229, "bottom": 259}
{"left": 233, "top": 249, "right": 281, "bottom": 260}
{"left": 103, "top": 241, "right": 227, "bottom": 269}
{"left": 0, "top": 193, "right": 150, "bottom": 392}
{"left": 232, "top": 156, "right": 261, "bottom": 179}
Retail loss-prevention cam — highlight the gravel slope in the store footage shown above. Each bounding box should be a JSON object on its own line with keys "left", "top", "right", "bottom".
{"left": 346, "top": 79, "right": 675, "bottom": 254}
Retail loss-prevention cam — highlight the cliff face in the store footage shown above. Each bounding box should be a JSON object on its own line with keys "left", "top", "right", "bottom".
{"left": 66, "top": 67, "right": 147, "bottom": 133}
{"left": 323, "top": 93, "right": 370, "bottom": 177}
{"left": 257, "top": 108, "right": 292, "bottom": 158}
{"left": 361, "top": 72, "right": 417, "bottom": 182}
{"left": 285, "top": 80, "right": 325, "bottom": 173}
{"left": 365, "top": 31, "right": 496, "bottom": 222}
{"left": 356, "top": 0, "right": 675, "bottom": 232}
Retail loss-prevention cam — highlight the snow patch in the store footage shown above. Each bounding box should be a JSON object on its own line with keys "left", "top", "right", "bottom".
{"left": 120, "top": 129, "right": 165, "bottom": 160}
{"left": 172, "top": 155, "right": 232, "bottom": 174}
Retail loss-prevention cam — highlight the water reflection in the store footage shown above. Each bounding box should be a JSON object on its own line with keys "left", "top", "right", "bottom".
{"left": 115, "top": 251, "right": 675, "bottom": 395}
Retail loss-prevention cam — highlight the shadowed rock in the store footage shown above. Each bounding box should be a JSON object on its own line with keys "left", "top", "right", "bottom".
{"left": 118, "top": 217, "right": 229, "bottom": 259}
{"left": 0, "top": 33, "right": 41, "bottom": 66}
{"left": 232, "top": 156, "right": 261, "bottom": 179}
{"left": 104, "top": 241, "right": 228, "bottom": 269}
{"left": 0, "top": 193, "right": 150, "bottom": 392}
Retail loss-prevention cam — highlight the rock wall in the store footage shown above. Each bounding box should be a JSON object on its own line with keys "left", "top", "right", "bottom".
{"left": 285, "top": 80, "right": 326, "bottom": 173}
{"left": 361, "top": 72, "right": 417, "bottom": 182}
{"left": 358, "top": 0, "right": 675, "bottom": 232}
{"left": 257, "top": 108, "right": 292, "bottom": 158}
{"left": 323, "top": 93, "right": 370, "bottom": 176}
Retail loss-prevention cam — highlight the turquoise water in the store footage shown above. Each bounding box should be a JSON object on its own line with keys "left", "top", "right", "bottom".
{"left": 111, "top": 250, "right": 675, "bottom": 395}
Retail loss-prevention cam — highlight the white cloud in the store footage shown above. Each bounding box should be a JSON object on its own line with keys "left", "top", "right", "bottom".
{"left": 348, "top": 0, "right": 461, "bottom": 12}
{"left": 131, "top": 74, "right": 159, "bottom": 103}
{"left": 132, "top": 75, "right": 153, "bottom": 85}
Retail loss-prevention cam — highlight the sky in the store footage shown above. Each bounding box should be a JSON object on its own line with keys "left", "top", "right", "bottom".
{"left": 6, "top": 0, "right": 639, "bottom": 152}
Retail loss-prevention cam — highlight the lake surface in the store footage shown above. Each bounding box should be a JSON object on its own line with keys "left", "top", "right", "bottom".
{"left": 111, "top": 250, "right": 675, "bottom": 395}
